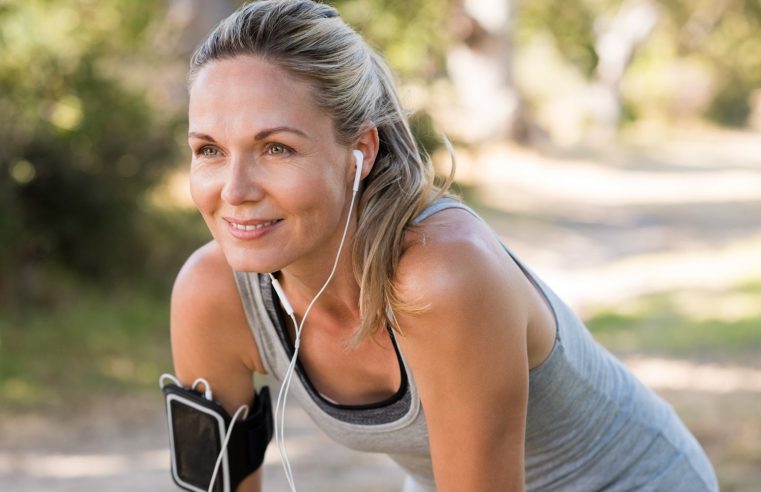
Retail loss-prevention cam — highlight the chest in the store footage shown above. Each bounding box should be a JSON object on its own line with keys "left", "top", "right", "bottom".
{"left": 285, "top": 318, "right": 404, "bottom": 406}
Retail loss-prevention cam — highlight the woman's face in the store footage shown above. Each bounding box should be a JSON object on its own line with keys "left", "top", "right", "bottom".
{"left": 188, "top": 56, "right": 356, "bottom": 273}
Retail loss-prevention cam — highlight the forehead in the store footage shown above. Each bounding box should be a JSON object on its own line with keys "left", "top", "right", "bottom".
{"left": 188, "top": 56, "right": 330, "bottom": 136}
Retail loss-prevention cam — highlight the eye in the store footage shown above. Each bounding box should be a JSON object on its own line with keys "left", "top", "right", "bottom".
{"left": 266, "top": 143, "right": 292, "bottom": 156}
{"left": 196, "top": 146, "right": 220, "bottom": 158}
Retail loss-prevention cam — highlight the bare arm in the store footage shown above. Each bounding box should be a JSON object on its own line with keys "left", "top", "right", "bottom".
{"left": 394, "top": 214, "right": 532, "bottom": 491}
{"left": 170, "top": 241, "right": 266, "bottom": 492}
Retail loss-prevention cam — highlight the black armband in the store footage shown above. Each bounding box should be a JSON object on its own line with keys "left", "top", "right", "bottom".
{"left": 162, "top": 382, "right": 273, "bottom": 492}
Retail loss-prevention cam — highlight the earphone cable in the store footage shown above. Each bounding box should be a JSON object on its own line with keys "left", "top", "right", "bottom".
{"left": 274, "top": 186, "right": 359, "bottom": 492}
{"left": 207, "top": 404, "right": 250, "bottom": 492}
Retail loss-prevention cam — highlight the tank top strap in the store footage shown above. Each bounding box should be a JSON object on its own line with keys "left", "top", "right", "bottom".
{"left": 411, "top": 197, "right": 481, "bottom": 225}
{"left": 412, "top": 198, "right": 525, "bottom": 268}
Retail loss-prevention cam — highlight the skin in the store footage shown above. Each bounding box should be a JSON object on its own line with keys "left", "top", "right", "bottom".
{"left": 172, "top": 55, "right": 556, "bottom": 491}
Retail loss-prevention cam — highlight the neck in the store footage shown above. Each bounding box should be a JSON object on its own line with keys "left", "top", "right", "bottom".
{"left": 278, "top": 245, "right": 360, "bottom": 322}
{"left": 276, "top": 200, "right": 362, "bottom": 327}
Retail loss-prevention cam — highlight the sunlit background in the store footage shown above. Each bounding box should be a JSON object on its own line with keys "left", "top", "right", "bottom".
{"left": 1, "top": 0, "right": 759, "bottom": 490}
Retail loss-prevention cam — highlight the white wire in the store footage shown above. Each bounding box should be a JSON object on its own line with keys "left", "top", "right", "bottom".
{"left": 276, "top": 314, "right": 300, "bottom": 491}
{"left": 192, "top": 377, "right": 213, "bottom": 400}
{"left": 158, "top": 373, "right": 181, "bottom": 389}
{"left": 274, "top": 187, "right": 359, "bottom": 492}
{"left": 207, "top": 404, "right": 250, "bottom": 492}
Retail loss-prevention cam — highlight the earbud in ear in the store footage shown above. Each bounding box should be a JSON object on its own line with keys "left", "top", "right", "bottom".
{"left": 351, "top": 149, "right": 363, "bottom": 192}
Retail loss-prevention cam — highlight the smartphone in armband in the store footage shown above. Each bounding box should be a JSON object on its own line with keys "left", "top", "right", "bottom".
{"left": 162, "top": 379, "right": 273, "bottom": 492}
{"left": 164, "top": 384, "right": 231, "bottom": 492}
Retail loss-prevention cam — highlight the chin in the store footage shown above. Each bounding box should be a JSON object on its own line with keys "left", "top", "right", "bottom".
{"left": 221, "top": 244, "right": 288, "bottom": 274}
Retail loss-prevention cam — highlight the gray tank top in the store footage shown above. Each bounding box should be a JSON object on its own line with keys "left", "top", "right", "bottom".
{"left": 233, "top": 198, "right": 718, "bottom": 491}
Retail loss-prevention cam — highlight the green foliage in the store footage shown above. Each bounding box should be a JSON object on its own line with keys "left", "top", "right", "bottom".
{"left": 329, "top": 0, "right": 449, "bottom": 80}
{"left": 706, "top": 78, "right": 752, "bottom": 127}
{"left": 661, "top": 0, "right": 761, "bottom": 127}
{"left": 0, "top": 281, "right": 173, "bottom": 412}
{"left": 516, "top": 0, "right": 608, "bottom": 78}
{"left": 585, "top": 280, "right": 761, "bottom": 360}
{"left": 0, "top": 1, "right": 182, "bottom": 303}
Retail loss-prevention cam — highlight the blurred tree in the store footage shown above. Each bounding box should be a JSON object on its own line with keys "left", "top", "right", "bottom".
{"left": 444, "top": 0, "right": 531, "bottom": 143}
{"left": 516, "top": 0, "right": 761, "bottom": 128}
{"left": 0, "top": 1, "right": 181, "bottom": 305}
{"left": 330, "top": 0, "right": 534, "bottom": 144}
{"left": 590, "top": 0, "right": 659, "bottom": 128}
{"left": 516, "top": 0, "right": 603, "bottom": 78}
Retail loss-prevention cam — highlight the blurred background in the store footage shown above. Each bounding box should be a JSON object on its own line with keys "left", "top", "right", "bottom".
{"left": 1, "top": 0, "right": 759, "bottom": 490}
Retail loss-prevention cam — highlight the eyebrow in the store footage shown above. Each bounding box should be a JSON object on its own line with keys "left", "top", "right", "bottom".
{"left": 187, "top": 126, "right": 309, "bottom": 142}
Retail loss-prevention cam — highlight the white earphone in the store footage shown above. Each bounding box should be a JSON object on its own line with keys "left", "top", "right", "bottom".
{"left": 269, "top": 149, "right": 363, "bottom": 492}
{"left": 352, "top": 149, "right": 363, "bottom": 192}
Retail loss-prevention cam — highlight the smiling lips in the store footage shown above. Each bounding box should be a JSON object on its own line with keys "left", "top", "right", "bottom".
{"left": 224, "top": 217, "right": 282, "bottom": 238}
{"left": 229, "top": 219, "right": 279, "bottom": 231}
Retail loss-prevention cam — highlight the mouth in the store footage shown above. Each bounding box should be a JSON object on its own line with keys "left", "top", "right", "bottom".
{"left": 223, "top": 217, "right": 283, "bottom": 239}
{"left": 227, "top": 219, "right": 281, "bottom": 231}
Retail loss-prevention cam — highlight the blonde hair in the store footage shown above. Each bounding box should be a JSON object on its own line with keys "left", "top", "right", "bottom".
{"left": 189, "top": 0, "right": 453, "bottom": 342}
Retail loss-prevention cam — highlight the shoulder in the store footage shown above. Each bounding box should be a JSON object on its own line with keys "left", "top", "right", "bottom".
{"left": 393, "top": 205, "right": 534, "bottom": 366}
{"left": 395, "top": 206, "right": 531, "bottom": 321}
{"left": 171, "top": 240, "right": 265, "bottom": 376}
{"left": 173, "top": 240, "right": 236, "bottom": 296}
{"left": 172, "top": 240, "right": 242, "bottom": 326}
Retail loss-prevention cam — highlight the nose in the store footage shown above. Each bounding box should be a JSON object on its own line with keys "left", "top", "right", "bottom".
{"left": 221, "top": 155, "right": 265, "bottom": 205}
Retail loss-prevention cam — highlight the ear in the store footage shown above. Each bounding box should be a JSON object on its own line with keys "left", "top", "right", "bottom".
{"left": 350, "top": 124, "right": 379, "bottom": 185}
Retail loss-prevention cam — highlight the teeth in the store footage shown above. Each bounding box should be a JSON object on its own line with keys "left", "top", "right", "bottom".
{"left": 230, "top": 220, "right": 277, "bottom": 231}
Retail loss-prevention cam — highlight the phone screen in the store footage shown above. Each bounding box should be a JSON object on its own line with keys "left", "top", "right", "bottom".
{"left": 169, "top": 397, "right": 225, "bottom": 492}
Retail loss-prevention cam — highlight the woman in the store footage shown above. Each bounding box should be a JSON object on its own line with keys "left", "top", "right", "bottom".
{"left": 170, "top": 1, "right": 718, "bottom": 490}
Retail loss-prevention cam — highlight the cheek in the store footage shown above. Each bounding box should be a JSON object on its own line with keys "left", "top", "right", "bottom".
{"left": 301, "top": 186, "right": 348, "bottom": 243}
{"left": 272, "top": 166, "right": 342, "bottom": 211}
{"left": 294, "top": 176, "right": 343, "bottom": 218}
{"left": 188, "top": 170, "right": 218, "bottom": 214}
{"left": 267, "top": 187, "right": 337, "bottom": 253}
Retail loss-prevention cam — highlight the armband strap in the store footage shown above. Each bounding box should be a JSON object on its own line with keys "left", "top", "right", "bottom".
{"left": 238, "top": 386, "right": 273, "bottom": 472}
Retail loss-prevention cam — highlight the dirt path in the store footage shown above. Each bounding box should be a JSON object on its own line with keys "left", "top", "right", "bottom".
{"left": 0, "top": 396, "right": 405, "bottom": 492}
{"left": 2, "top": 359, "right": 759, "bottom": 491}
{"left": 2, "top": 127, "right": 759, "bottom": 491}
